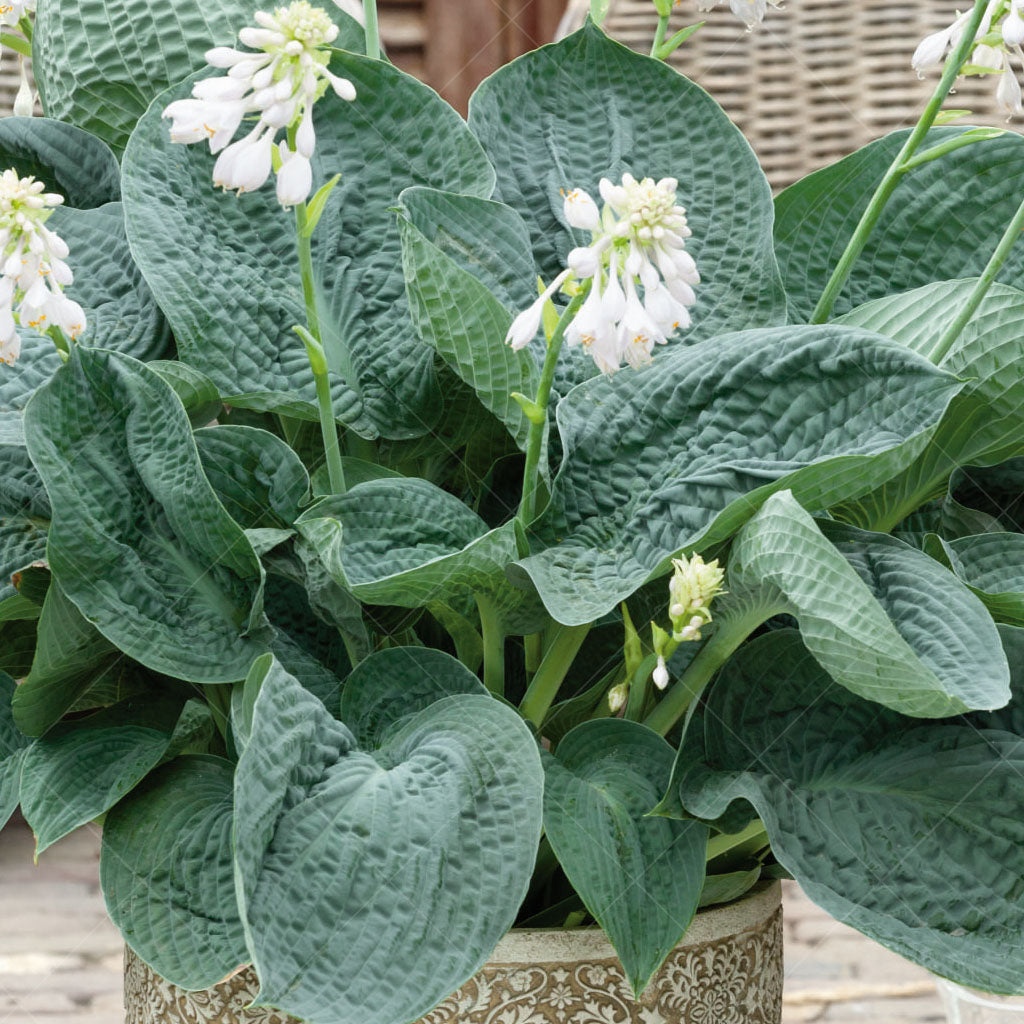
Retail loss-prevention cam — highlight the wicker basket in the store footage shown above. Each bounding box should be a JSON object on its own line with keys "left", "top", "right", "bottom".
{"left": 559, "top": 0, "right": 1021, "bottom": 190}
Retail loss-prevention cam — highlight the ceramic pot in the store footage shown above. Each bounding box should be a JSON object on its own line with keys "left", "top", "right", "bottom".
{"left": 937, "top": 979, "right": 1024, "bottom": 1023}
{"left": 124, "top": 880, "right": 783, "bottom": 1024}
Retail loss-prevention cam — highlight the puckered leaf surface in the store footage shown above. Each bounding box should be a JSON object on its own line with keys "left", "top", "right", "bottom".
{"left": 233, "top": 655, "right": 543, "bottom": 1024}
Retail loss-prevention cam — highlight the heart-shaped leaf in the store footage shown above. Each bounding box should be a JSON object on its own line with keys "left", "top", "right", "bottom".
{"left": 543, "top": 718, "right": 708, "bottom": 996}
{"left": 516, "top": 324, "right": 963, "bottom": 625}
{"left": 469, "top": 22, "right": 788, "bottom": 347}
{"left": 23, "top": 347, "right": 270, "bottom": 683}
{"left": 21, "top": 694, "right": 185, "bottom": 854}
{"left": 775, "top": 129, "right": 1024, "bottom": 320}
{"left": 928, "top": 532, "right": 1024, "bottom": 627}
{"left": 101, "top": 755, "right": 248, "bottom": 988}
{"left": 297, "top": 478, "right": 545, "bottom": 633}
{"left": 0, "top": 443, "right": 49, "bottom": 599}
{"left": 722, "top": 492, "right": 1008, "bottom": 716}
{"left": 678, "top": 629, "right": 1024, "bottom": 994}
{"left": 123, "top": 55, "right": 495, "bottom": 440}
{"left": 233, "top": 654, "right": 543, "bottom": 1024}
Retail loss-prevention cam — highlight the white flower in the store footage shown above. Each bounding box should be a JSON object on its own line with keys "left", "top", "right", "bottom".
{"left": 162, "top": 1, "right": 357, "bottom": 206}
{"left": 505, "top": 269, "right": 571, "bottom": 351}
{"left": 696, "top": 0, "right": 781, "bottom": 30}
{"left": 913, "top": 1, "right": 1024, "bottom": 117}
{"left": 13, "top": 58, "right": 33, "bottom": 116}
{"left": 652, "top": 656, "right": 670, "bottom": 691}
{"left": 607, "top": 683, "right": 629, "bottom": 713}
{"left": 0, "top": 0, "right": 34, "bottom": 29}
{"left": 668, "top": 554, "right": 726, "bottom": 643}
{"left": 563, "top": 187, "right": 601, "bottom": 231}
{"left": 0, "top": 169, "right": 85, "bottom": 365}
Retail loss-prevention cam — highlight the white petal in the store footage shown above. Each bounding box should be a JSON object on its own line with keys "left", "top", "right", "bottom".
{"left": 567, "top": 245, "right": 601, "bottom": 278}
{"left": 326, "top": 70, "right": 357, "bottom": 101}
{"left": 205, "top": 46, "right": 251, "bottom": 68}
{"left": 506, "top": 300, "right": 545, "bottom": 350}
{"left": 239, "top": 26, "right": 286, "bottom": 49}
{"left": 296, "top": 105, "right": 316, "bottom": 157}
{"left": 997, "top": 67, "right": 1023, "bottom": 114}
{"left": 193, "top": 75, "right": 250, "bottom": 101}
{"left": 1006, "top": 11, "right": 1024, "bottom": 47}
{"left": 912, "top": 28, "right": 952, "bottom": 70}
{"left": 276, "top": 151, "right": 313, "bottom": 208}
{"left": 563, "top": 188, "right": 601, "bottom": 231}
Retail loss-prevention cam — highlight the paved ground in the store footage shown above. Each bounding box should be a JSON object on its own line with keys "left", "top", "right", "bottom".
{"left": 0, "top": 818, "right": 946, "bottom": 1023}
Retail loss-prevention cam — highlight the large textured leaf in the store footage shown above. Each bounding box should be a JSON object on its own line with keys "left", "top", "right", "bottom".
{"left": 23, "top": 347, "right": 269, "bottom": 683}
{"left": 949, "top": 460, "right": 1024, "bottom": 533}
{"left": 722, "top": 492, "right": 1008, "bottom": 716}
{"left": 835, "top": 281, "right": 1024, "bottom": 528}
{"left": 930, "top": 532, "right": 1024, "bottom": 627}
{"left": 398, "top": 190, "right": 538, "bottom": 450}
{"left": 516, "top": 324, "right": 963, "bottom": 625}
{"left": 0, "top": 671, "right": 31, "bottom": 831}
{"left": 543, "top": 718, "right": 707, "bottom": 996}
{"left": 194, "top": 425, "right": 309, "bottom": 530}
{"left": 33, "top": 0, "right": 364, "bottom": 153}
{"left": 775, "top": 129, "right": 1024, "bottom": 320}
{"left": 0, "top": 335, "right": 63, "bottom": 445}
{"left": 21, "top": 694, "right": 184, "bottom": 854}
{"left": 123, "top": 55, "right": 494, "bottom": 440}
{"left": 0, "top": 443, "right": 49, "bottom": 598}
{"left": 297, "top": 478, "right": 545, "bottom": 633}
{"left": 678, "top": 629, "right": 1024, "bottom": 994}
{"left": 233, "top": 655, "right": 543, "bottom": 1024}
{"left": 469, "top": 23, "right": 787, "bottom": 349}
{"left": 101, "top": 755, "right": 247, "bottom": 988}
{"left": 0, "top": 117, "right": 120, "bottom": 208}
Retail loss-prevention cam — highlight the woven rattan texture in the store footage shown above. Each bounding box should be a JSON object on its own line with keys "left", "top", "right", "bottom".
{"left": 561, "top": 0, "right": 1020, "bottom": 190}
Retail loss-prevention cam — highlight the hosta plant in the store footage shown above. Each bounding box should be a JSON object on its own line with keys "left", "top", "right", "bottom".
{"left": 2, "top": 0, "right": 1024, "bottom": 1019}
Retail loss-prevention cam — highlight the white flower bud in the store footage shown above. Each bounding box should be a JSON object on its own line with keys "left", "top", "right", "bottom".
{"left": 652, "top": 657, "right": 669, "bottom": 691}
{"left": 563, "top": 188, "right": 601, "bottom": 232}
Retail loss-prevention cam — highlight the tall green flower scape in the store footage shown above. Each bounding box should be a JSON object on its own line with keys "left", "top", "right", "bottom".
{"left": 2, "top": 0, "right": 1024, "bottom": 1019}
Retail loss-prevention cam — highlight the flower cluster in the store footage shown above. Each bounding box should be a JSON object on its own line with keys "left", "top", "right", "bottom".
{"left": 696, "top": 0, "right": 782, "bottom": 30}
{"left": 506, "top": 174, "right": 700, "bottom": 374}
{"left": 913, "top": 1, "right": 1024, "bottom": 116}
{"left": 0, "top": 170, "right": 85, "bottom": 365}
{"left": 668, "top": 553, "right": 726, "bottom": 643}
{"left": 0, "top": 0, "right": 34, "bottom": 29}
{"left": 163, "top": 1, "right": 356, "bottom": 207}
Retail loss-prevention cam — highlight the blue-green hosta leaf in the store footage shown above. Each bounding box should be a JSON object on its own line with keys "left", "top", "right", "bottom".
{"left": 148, "top": 361, "right": 222, "bottom": 427}
{"left": 678, "top": 629, "right": 1024, "bottom": 994}
{"left": 297, "top": 478, "right": 545, "bottom": 634}
{"left": 20, "top": 694, "right": 185, "bottom": 854}
{"left": 722, "top": 492, "right": 1008, "bottom": 716}
{"left": 972, "top": 624, "right": 1024, "bottom": 735}
{"left": 194, "top": 425, "right": 310, "bottom": 530}
{"left": 0, "top": 117, "right": 120, "bottom": 208}
{"left": 469, "top": 22, "right": 788, "bottom": 349}
{"left": 516, "top": 324, "right": 963, "bottom": 625}
{"left": 233, "top": 655, "right": 543, "bottom": 1024}
{"left": 0, "top": 443, "right": 49, "bottom": 597}
{"left": 950, "top": 460, "right": 1024, "bottom": 533}
{"left": 0, "top": 671, "right": 31, "bottom": 831}
{"left": 33, "top": 0, "right": 364, "bottom": 153}
{"left": 397, "top": 191, "right": 539, "bottom": 451}
{"left": 775, "top": 129, "right": 1024, "bottom": 320}
{"left": 929, "top": 532, "right": 1024, "bottom": 627}
{"left": 23, "top": 347, "right": 270, "bottom": 683}
{"left": 543, "top": 718, "right": 707, "bottom": 996}
{"left": 834, "top": 281, "right": 1024, "bottom": 529}
{"left": 123, "top": 55, "right": 494, "bottom": 441}
{"left": 338, "top": 646, "right": 487, "bottom": 747}
{"left": 0, "top": 335, "right": 63, "bottom": 445}
{"left": 101, "top": 755, "right": 247, "bottom": 988}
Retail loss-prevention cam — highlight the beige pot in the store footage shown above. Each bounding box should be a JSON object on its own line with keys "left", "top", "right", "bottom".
{"left": 124, "top": 880, "right": 782, "bottom": 1024}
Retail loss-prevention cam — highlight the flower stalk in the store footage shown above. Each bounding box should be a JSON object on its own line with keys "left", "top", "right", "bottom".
{"left": 520, "top": 623, "right": 592, "bottom": 727}
{"left": 294, "top": 325, "right": 347, "bottom": 495}
{"left": 362, "top": 0, "right": 380, "bottom": 59}
{"left": 929, "top": 191, "right": 1024, "bottom": 363}
{"left": 476, "top": 594, "right": 505, "bottom": 696}
{"left": 810, "top": 0, "right": 991, "bottom": 324}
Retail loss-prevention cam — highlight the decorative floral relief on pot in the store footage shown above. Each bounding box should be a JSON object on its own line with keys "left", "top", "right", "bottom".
{"left": 125, "top": 884, "right": 783, "bottom": 1024}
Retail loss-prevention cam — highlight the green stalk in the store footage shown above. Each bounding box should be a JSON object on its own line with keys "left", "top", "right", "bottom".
{"left": 1, "top": 31, "right": 31, "bottom": 57}
{"left": 294, "top": 201, "right": 346, "bottom": 495}
{"left": 520, "top": 623, "right": 592, "bottom": 727}
{"left": 650, "top": 12, "right": 670, "bottom": 58}
{"left": 706, "top": 820, "right": 769, "bottom": 862}
{"left": 928, "top": 192, "right": 1024, "bottom": 364}
{"left": 643, "top": 612, "right": 765, "bottom": 736}
{"left": 363, "top": 0, "right": 380, "bottom": 59}
{"left": 518, "top": 292, "right": 586, "bottom": 529}
{"left": 476, "top": 595, "right": 505, "bottom": 696}
{"left": 810, "top": 0, "right": 990, "bottom": 324}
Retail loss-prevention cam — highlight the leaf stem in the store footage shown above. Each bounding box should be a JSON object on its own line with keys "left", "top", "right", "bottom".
{"left": 520, "top": 623, "right": 592, "bottom": 727}
{"left": 363, "top": 0, "right": 380, "bottom": 59}
{"left": 294, "top": 202, "right": 346, "bottom": 495}
{"left": 651, "top": 12, "right": 670, "bottom": 58}
{"left": 476, "top": 594, "right": 505, "bottom": 696}
{"left": 518, "top": 292, "right": 586, "bottom": 529}
{"left": 928, "top": 192, "right": 1024, "bottom": 364}
{"left": 809, "top": 0, "right": 990, "bottom": 324}
{"left": 643, "top": 612, "right": 761, "bottom": 737}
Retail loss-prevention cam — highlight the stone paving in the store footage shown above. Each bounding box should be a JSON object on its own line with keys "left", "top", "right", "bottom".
{"left": 0, "top": 817, "right": 946, "bottom": 1024}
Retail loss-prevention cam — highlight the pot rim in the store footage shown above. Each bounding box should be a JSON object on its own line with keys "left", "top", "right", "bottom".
{"left": 488, "top": 879, "right": 782, "bottom": 964}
